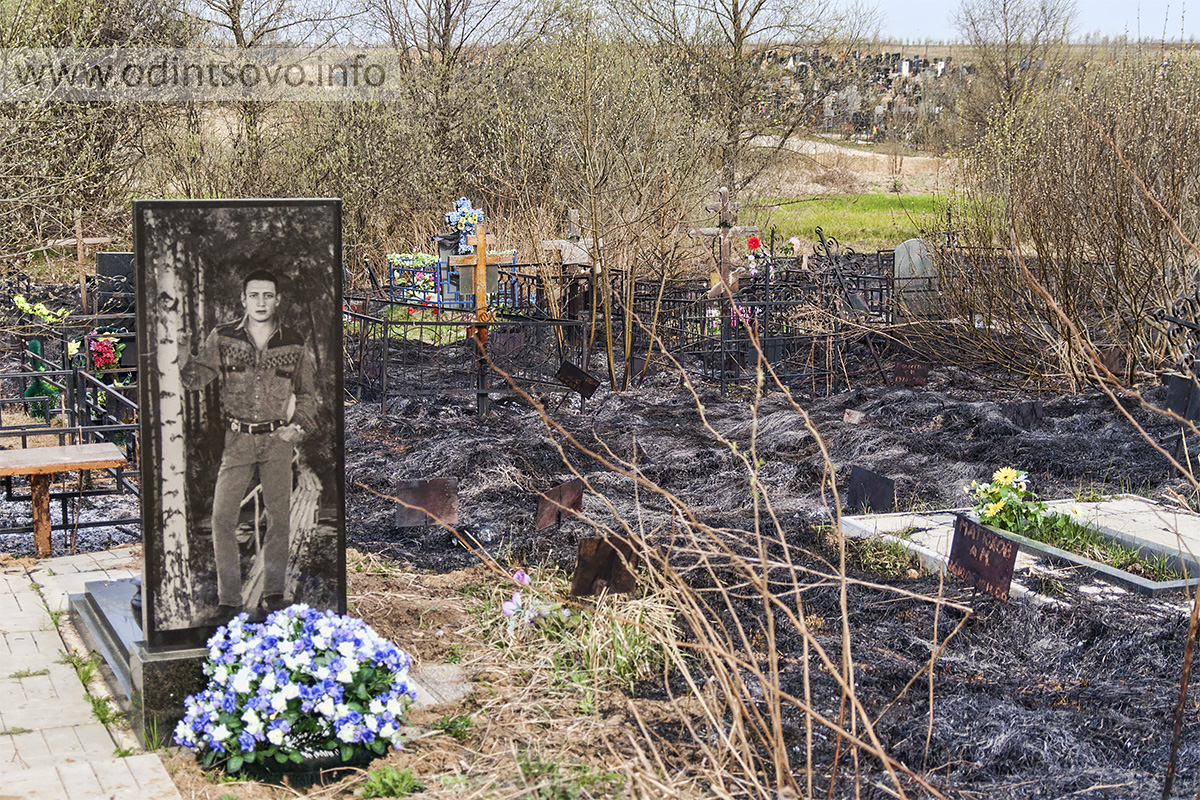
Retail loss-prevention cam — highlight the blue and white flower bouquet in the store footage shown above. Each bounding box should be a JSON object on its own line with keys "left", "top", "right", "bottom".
{"left": 445, "top": 197, "right": 484, "bottom": 254}
{"left": 174, "top": 605, "right": 417, "bottom": 774}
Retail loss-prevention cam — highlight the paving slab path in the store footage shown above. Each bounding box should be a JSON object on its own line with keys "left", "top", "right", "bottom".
{"left": 0, "top": 548, "right": 181, "bottom": 800}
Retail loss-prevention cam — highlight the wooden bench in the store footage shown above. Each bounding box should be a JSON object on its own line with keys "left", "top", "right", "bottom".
{"left": 0, "top": 442, "right": 128, "bottom": 557}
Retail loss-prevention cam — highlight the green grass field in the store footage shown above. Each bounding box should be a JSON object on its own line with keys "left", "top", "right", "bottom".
{"left": 748, "top": 193, "right": 944, "bottom": 253}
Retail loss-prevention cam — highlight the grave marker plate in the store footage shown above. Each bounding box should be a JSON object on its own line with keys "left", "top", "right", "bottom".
{"left": 571, "top": 536, "right": 638, "bottom": 596}
{"left": 845, "top": 466, "right": 894, "bottom": 514}
{"left": 892, "top": 360, "right": 928, "bottom": 387}
{"left": 1001, "top": 400, "right": 1044, "bottom": 429}
{"left": 135, "top": 199, "right": 345, "bottom": 648}
{"left": 948, "top": 514, "right": 1018, "bottom": 603}
{"left": 489, "top": 330, "right": 525, "bottom": 360}
{"left": 556, "top": 362, "right": 600, "bottom": 398}
{"left": 536, "top": 478, "right": 584, "bottom": 531}
{"left": 393, "top": 478, "right": 459, "bottom": 527}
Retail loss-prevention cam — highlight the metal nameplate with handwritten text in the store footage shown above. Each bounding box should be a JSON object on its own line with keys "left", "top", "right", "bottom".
{"left": 948, "top": 514, "right": 1018, "bottom": 603}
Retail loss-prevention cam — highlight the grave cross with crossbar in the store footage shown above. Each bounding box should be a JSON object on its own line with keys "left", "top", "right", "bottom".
{"left": 688, "top": 186, "right": 759, "bottom": 285}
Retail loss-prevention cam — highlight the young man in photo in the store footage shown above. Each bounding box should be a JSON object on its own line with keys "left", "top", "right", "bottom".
{"left": 180, "top": 269, "right": 317, "bottom": 624}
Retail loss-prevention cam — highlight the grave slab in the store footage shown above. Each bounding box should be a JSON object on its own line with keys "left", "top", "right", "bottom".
{"left": 842, "top": 495, "right": 1200, "bottom": 598}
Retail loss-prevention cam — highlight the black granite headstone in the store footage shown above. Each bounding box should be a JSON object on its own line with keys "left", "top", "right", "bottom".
{"left": 134, "top": 200, "right": 346, "bottom": 647}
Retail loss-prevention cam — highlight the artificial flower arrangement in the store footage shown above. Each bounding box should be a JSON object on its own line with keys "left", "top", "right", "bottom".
{"left": 174, "top": 605, "right": 416, "bottom": 775}
{"left": 89, "top": 335, "right": 124, "bottom": 370}
{"left": 387, "top": 252, "right": 440, "bottom": 305}
{"left": 445, "top": 197, "right": 484, "bottom": 254}
{"left": 13, "top": 294, "right": 69, "bottom": 323}
{"left": 967, "top": 467, "right": 1046, "bottom": 534}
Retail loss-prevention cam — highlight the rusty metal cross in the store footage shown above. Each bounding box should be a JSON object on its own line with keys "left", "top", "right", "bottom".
{"left": 689, "top": 186, "right": 760, "bottom": 284}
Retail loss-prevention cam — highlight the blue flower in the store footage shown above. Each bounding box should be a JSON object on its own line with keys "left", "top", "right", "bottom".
{"left": 177, "top": 609, "right": 416, "bottom": 772}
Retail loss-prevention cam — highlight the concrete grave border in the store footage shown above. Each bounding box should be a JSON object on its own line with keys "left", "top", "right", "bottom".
{"left": 842, "top": 495, "right": 1200, "bottom": 598}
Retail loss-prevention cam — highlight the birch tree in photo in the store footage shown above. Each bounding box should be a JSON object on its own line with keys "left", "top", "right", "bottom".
{"left": 152, "top": 233, "right": 195, "bottom": 627}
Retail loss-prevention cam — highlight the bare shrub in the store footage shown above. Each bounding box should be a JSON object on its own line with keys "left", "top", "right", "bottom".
{"left": 937, "top": 52, "right": 1200, "bottom": 388}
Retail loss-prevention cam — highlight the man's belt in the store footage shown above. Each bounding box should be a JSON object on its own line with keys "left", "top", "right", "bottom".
{"left": 228, "top": 418, "right": 286, "bottom": 434}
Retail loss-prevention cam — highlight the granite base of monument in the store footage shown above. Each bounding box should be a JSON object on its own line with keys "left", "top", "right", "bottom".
{"left": 69, "top": 577, "right": 207, "bottom": 747}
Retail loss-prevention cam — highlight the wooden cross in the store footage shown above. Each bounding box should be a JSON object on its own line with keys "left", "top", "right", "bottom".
{"left": 447, "top": 223, "right": 505, "bottom": 318}
{"left": 689, "top": 186, "right": 760, "bottom": 284}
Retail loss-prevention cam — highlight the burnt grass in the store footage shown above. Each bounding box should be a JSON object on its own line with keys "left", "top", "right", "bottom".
{"left": 346, "top": 359, "right": 1200, "bottom": 799}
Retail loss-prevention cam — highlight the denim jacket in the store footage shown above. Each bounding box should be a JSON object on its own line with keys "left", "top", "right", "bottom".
{"left": 181, "top": 317, "right": 317, "bottom": 432}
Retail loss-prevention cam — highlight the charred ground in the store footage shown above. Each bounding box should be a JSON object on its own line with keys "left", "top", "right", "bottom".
{"left": 345, "top": 361, "right": 1200, "bottom": 799}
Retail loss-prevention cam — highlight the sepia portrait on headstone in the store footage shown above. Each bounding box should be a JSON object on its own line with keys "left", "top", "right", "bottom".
{"left": 135, "top": 199, "right": 345, "bottom": 648}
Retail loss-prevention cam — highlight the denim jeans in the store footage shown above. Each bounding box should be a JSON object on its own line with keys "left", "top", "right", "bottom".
{"left": 210, "top": 428, "right": 292, "bottom": 606}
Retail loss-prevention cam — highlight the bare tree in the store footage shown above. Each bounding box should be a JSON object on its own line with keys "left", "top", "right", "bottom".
{"left": 953, "top": 0, "right": 1078, "bottom": 130}
{"left": 616, "top": 0, "right": 879, "bottom": 196}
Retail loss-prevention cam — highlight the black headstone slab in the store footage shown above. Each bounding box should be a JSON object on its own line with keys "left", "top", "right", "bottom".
{"left": 845, "top": 466, "right": 895, "bottom": 514}
{"left": 557, "top": 361, "right": 601, "bottom": 399}
{"left": 97, "top": 251, "right": 135, "bottom": 281}
{"left": 1166, "top": 373, "right": 1193, "bottom": 416}
{"left": 1001, "top": 400, "right": 1045, "bottom": 429}
{"left": 393, "top": 478, "right": 459, "bottom": 527}
{"left": 571, "top": 536, "right": 638, "bottom": 596}
{"left": 892, "top": 360, "right": 928, "bottom": 387}
{"left": 1165, "top": 373, "right": 1200, "bottom": 422}
{"left": 947, "top": 515, "right": 1018, "bottom": 603}
{"left": 135, "top": 199, "right": 346, "bottom": 649}
{"left": 536, "top": 478, "right": 584, "bottom": 530}
{"left": 95, "top": 252, "right": 136, "bottom": 313}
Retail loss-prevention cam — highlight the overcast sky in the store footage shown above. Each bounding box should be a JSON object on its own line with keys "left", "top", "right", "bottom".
{"left": 878, "top": 0, "right": 1196, "bottom": 43}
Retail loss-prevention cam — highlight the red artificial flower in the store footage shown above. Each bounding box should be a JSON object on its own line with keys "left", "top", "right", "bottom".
{"left": 406, "top": 307, "right": 415, "bottom": 315}
{"left": 747, "top": 236, "right": 762, "bottom": 252}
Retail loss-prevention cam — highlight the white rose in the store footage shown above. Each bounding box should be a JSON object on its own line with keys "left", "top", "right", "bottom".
{"left": 336, "top": 667, "right": 353, "bottom": 683}
{"left": 337, "top": 724, "right": 357, "bottom": 743}
{"left": 231, "top": 669, "right": 254, "bottom": 694}
{"left": 211, "top": 724, "right": 230, "bottom": 742}
{"left": 241, "top": 709, "right": 263, "bottom": 735}
{"left": 368, "top": 699, "right": 385, "bottom": 714}
{"left": 337, "top": 641, "right": 356, "bottom": 657}
{"left": 271, "top": 694, "right": 288, "bottom": 713}
{"left": 316, "top": 697, "right": 335, "bottom": 717}
{"left": 267, "top": 727, "right": 285, "bottom": 746}
{"left": 282, "top": 683, "right": 300, "bottom": 701}
{"left": 213, "top": 665, "right": 229, "bottom": 684}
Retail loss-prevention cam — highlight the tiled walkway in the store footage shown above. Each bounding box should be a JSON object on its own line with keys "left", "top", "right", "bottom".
{"left": 0, "top": 549, "right": 180, "bottom": 800}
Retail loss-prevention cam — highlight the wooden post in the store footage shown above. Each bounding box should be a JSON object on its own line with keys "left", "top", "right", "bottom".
{"left": 461, "top": 223, "right": 505, "bottom": 417}
{"left": 31, "top": 474, "right": 51, "bottom": 557}
{"left": 472, "top": 222, "right": 489, "bottom": 316}
{"left": 75, "top": 209, "right": 88, "bottom": 314}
